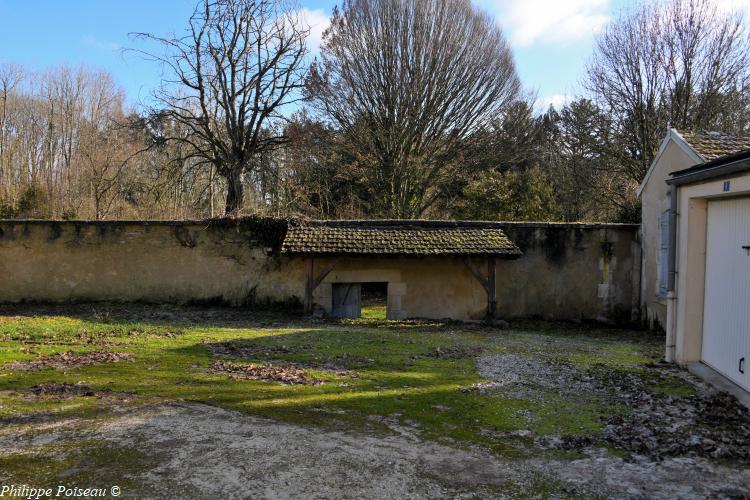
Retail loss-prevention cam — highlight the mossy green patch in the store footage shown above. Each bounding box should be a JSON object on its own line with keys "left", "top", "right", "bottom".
{"left": 646, "top": 375, "right": 697, "bottom": 397}
{"left": 0, "top": 307, "right": 668, "bottom": 460}
{"left": 0, "top": 438, "right": 160, "bottom": 494}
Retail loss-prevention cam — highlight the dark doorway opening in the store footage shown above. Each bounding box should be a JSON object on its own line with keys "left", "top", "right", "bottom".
{"left": 361, "top": 282, "right": 388, "bottom": 320}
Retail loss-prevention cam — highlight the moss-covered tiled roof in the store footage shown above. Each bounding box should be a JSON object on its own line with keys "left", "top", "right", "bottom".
{"left": 281, "top": 220, "right": 522, "bottom": 257}
{"left": 678, "top": 130, "right": 750, "bottom": 161}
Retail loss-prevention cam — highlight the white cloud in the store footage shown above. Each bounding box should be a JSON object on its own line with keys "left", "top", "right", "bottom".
{"left": 81, "top": 35, "right": 121, "bottom": 52}
{"left": 714, "top": 0, "right": 750, "bottom": 15}
{"left": 540, "top": 94, "right": 573, "bottom": 109}
{"left": 488, "top": 0, "right": 611, "bottom": 47}
{"left": 535, "top": 94, "right": 573, "bottom": 113}
{"left": 298, "top": 8, "right": 330, "bottom": 53}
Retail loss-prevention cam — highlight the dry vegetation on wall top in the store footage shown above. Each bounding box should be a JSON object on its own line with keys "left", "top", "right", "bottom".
{"left": 0, "top": 216, "right": 293, "bottom": 250}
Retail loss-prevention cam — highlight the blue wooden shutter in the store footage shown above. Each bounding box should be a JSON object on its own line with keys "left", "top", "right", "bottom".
{"left": 658, "top": 209, "right": 670, "bottom": 296}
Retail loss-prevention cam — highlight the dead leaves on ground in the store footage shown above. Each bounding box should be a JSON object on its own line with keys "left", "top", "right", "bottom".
{"left": 204, "top": 340, "right": 359, "bottom": 376}
{"left": 209, "top": 360, "right": 322, "bottom": 385}
{"left": 29, "top": 382, "right": 96, "bottom": 397}
{"left": 6, "top": 350, "right": 133, "bottom": 371}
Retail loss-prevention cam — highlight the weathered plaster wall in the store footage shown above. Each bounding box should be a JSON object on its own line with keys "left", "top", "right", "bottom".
{"left": 0, "top": 220, "right": 639, "bottom": 323}
{"left": 640, "top": 140, "right": 699, "bottom": 330}
{"left": 0, "top": 220, "right": 305, "bottom": 306}
{"left": 496, "top": 223, "right": 640, "bottom": 323}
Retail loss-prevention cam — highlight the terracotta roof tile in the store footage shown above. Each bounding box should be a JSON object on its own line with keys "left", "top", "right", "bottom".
{"left": 281, "top": 221, "right": 521, "bottom": 256}
{"left": 678, "top": 130, "right": 750, "bottom": 161}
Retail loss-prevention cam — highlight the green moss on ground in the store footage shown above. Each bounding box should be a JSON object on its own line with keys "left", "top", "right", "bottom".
{"left": 0, "top": 306, "right": 670, "bottom": 479}
{"left": 0, "top": 439, "right": 159, "bottom": 494}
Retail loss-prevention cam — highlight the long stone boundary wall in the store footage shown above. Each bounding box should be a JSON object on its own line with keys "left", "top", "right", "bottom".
{"left": 0, "top": 219, "right": 640, "bottom": 323}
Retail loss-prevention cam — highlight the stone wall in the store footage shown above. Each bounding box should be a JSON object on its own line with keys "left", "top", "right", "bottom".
{"left": 0, "top": 219, "right": 305, "bottom": 307}
{"left": 495, "top": 223, "right": 641, "bottom": 323}
{"left": 0, "top": 219, "right": 640, "bottom": 323}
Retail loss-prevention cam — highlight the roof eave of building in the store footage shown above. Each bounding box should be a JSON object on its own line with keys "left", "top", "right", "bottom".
{"left": 667, "top": 150, "right": 750, "bottom": 186}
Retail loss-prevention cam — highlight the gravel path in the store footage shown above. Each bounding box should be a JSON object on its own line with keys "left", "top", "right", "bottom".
{"left": 475, "top": 352, "right": 597, "bottom": 400}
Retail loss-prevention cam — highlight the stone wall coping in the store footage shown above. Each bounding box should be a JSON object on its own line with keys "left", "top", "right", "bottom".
{"left": 0, "top": 218, "right": 639, "bottom": 230}
{"left": 0, "top": 219, "right": 257, "bottom": 227}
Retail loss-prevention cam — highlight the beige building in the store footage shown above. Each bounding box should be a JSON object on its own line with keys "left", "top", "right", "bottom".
{"left": 638, "top": 129, "right": 750, "bottom": 330}
{"left": 641, "top": 129, "right": 750, "bottom": 396}
{"left": 281, "top": 221, "right": 522, "bottom": 320}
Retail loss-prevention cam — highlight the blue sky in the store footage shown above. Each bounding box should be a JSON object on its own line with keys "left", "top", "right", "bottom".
{"left": 1, "top": 0, "right": 749, "bottom": 111}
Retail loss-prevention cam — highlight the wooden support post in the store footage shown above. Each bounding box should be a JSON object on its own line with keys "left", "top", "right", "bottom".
{"left": 304, "top": 257, "right": 314, "bottom": 315}
{"left": 304, "top": 256, "right": 342, "bottom": 316}
{"left": 463, "top": 257, "right": 489, "bottom": 291}
{"left": 464, "top": 256, "right": 497, "bottom": 322}
{"left": 487, "top": 256, "right": 496, "bottom": 320}
{"left": 312, "top": 257, "right": 342, "bottom": 290}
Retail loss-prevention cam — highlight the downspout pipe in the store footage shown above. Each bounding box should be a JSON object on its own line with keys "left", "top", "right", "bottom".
{"left": 665, "top": 184, "right": 678, "bottom": 362}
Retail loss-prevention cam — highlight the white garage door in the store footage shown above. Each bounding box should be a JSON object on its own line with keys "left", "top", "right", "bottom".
{"left": 702, "top": 197, "right": 750, "bottom": 391}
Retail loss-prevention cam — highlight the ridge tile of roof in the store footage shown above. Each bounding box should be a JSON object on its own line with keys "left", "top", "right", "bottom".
{"left": 676, "top": 129, "right": 750, "bottom": 161}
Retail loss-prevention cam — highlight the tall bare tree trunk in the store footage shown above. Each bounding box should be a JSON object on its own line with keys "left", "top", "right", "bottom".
{"left": 225, "top": 169, "right": 243, "bottom": 215}
{"left": 0, "top": 91, "right": 6, "bottom": 193}
{"left": 209, "top": 164, "right": 215, "bottom": 218}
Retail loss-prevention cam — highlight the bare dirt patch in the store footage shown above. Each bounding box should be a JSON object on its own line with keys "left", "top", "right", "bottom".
{"left": 6, "top": 351, "right": 133, "bottom": 371}
{"left": 26, "top": 382, "right": 97, "bottom": 399}
{"left": 203, "top": 340, "right": 293, "bottom": 358}
{"left": 208, "top": 360, "right": 322, "bottom": 385}
{"left": 2, "top": 402, "right": 748, "bottom": 498}
{"left": 16, "top": 383, "right": 137, "bottom": 403}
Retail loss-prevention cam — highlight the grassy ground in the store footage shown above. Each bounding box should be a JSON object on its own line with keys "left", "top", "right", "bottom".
{"left": 361, "top": 298, "right": 387, "bottom": 320}
{"left": 0, "top": 305, "right": 673, "bottom": 454}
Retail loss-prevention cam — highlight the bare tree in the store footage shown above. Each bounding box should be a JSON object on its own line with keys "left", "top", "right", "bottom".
{"left": 76, "top": 78, "right": 142, "bottom": 220}
{"left": 663, "top": 0, "right": 750, "bottom": 131}
{"left": 586, "top": 0, "right": 750, "bottom": 185}
{"left": 586, "top": 2, "right": 667, "bottom": 184}
{"left": 0, "top": 63, "right": 24, "bottom": 192}
{"left": 0, "top": 62, "right": 201, "bottom": 219}
{"left": 280, "top": 111, "right": 360, "bottom": 218}
{"left": 132, "top": 0, "right": 309, "bottom": 214}
{"left": 308, "top": 0, "right": 520, "bottom": 218}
